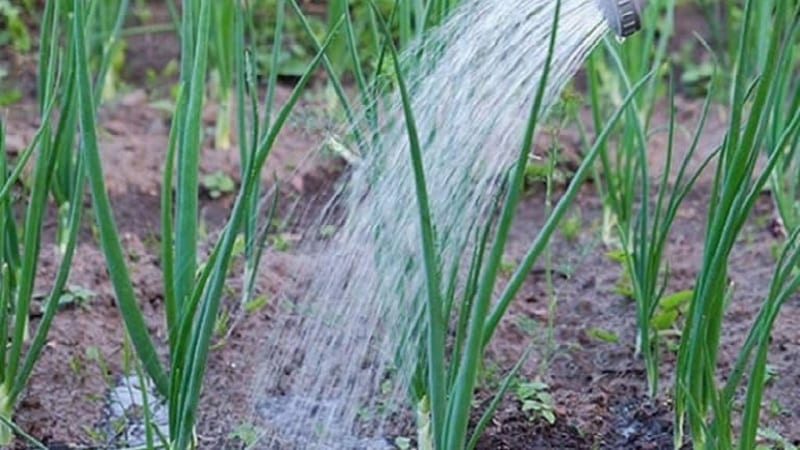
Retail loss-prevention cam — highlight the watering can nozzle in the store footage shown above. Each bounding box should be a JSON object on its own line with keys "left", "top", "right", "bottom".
{"left": 597, "top": 0, "right": 643, "bottom": 37}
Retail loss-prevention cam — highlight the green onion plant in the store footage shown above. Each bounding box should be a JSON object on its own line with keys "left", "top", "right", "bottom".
{"left": 43, "top": 0, "right": 128, "bottom": 252}
{"left": 763, "top": 3, "right": 800, "bottom": 234}
{"left": 580, "top": 0, "right": 723, "bottom": 398}
{"left": 367, "top": 1, "right": 652, "bottom": 447}
{"left": 698, "top": 0, "right": 781, "bottom": 80}
{"left": 0, "top": 0, "right": 106, "bottom": 444}
{"left": 210, "top": 0, "right": 236, "bottom": 151}
{"left": 0, "top": 113, "right": 86, "bottom": 447}
{"left": 70, "top": 0, "right": 343, "bottom": 448}
{"left": 584, "top": 0, "right": 674, "bottom": 247}
{"left": 592, "top": 48, "right": 718, "bottom": 398}
{"left": 673, "top": 1, "right": 800, "bottom": 448}
{"left": 621, "top": 71, "right": 718, "bottom": 397}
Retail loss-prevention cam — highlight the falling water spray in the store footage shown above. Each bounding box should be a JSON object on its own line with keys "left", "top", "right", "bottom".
{"left": 250, "top": 0, "right": 645, "bottom": 448}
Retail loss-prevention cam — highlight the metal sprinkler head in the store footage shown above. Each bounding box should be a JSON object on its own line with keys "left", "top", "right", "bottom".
{"left": 597, "top": 0, "right": 643, "bottom": 38}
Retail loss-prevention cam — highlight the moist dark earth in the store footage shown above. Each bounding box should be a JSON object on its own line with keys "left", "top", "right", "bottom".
{"left": 2, "top": 3, "right": 799, "bottom": 450}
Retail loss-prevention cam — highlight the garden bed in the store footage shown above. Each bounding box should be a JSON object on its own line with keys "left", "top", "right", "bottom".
{"left": 2, "top": 2, "right": 799, "bottom": 449}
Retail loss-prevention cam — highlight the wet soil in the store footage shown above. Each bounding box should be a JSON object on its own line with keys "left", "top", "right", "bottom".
{"left": 2, "top": 3, "right": 798, "bottom": 450}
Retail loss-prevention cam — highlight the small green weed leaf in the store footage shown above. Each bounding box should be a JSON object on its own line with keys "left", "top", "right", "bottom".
{"left": 515, "top": 379, "right": 556, "bottom": 424}
{"left": 244, "top": 294, "right": 269, "bottom": 314}
{"left": 394, "top": 436, "right": 412, "bottom": 450}
{"left": 541, "top": 409, "right": 556, "bottom": 425}
{"left": 605, "top": 249, "right": 628, "bottom": 264}
{"left": 0, "top": 0, "right": 31, "bottom": 51}
{"left": 83, "top": 426, "right": 104, "bottom": 442}
{"left": 0, "top": 88, "right": 21, "bottom": 106}
{"left": 768, "top": 398, "right": 782, "bottom": 416}
{"left": 680, "top": 61, "right": 714, "bottom": 97}
{"left": 764, "top": 364, "right": 779, "bottom": 385}
{"left": 536, "top": 391, "right": 552, "bottom": 404}
{"left": 269, "top": 233, "right": 292, "bottom": 251}
{"left": 499, "top": 259, "right": 515, "bottom": 275}
{"left": 559, "top": 210, "right": 581, "bottom": 241}
{"left": 58, "top": 285, "right": 97, "bottom": 308}
{"left": 201, "top": 171, "right": 236, "bottom": 198}
{"left": 85, "top": 346, "right": 100, "bottom": 361}
{"left": 521, "top": 400, "right": 540, "bottom": 412}
{"left": 214, "top": 308, "right": 230, "bottom": 337}
{"left": 524, "top": 160, "right": 550, "bottom": 182}
{"left": 658, "top": 289, "right": 693, "bottom": 311}
{"left": 228, "top": 422, "right": 262, "bottom": 447}
{"left": 516, "top": 381, "right": 549, "bottom": 398}
{"left": 149, "top": 99, "right": 175, "bottom": 112}
{"left": 613, "top": 282, "right": 634, "bottom": 298}
{"left": 586, "top": 327, "right": 619, "bottom": 343}
{"left": 651, "top": 309, "right": 679, "bottom": 331}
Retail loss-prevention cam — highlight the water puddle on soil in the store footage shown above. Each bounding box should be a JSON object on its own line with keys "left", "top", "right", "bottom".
{"left": 100, "top": 374, "right": 169, "bottom": 447}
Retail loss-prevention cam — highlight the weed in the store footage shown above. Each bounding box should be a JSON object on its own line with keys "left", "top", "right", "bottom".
{"left": 586, "top": 327, "right": 619, "bottom": 344}
{"left": 200, "top": 171, "right": 235, "bottom": 199}
{"left": 269, "top": 233, "right": 293, "bottom": 251}
{"left": 0, "top": 1, "right": 31, "bottom": 51}
{"left": 244, "top": 294, "right": 269, "bottom": 314}
{"left": 228, "top": 422, "right": 262, "bottom": 448}
{"left": 213, "top": 307, "right": 230, "bottom": 338}
{"left": 559, "top": 209, "right": 582, "bottom": 242}
{"left": 394, "top": 436, "right": 413, "bottom": 450}
{"left": 85, "top": 346, "right": 112, "bottom": 387}
{"left": 57, "top": 284, "right": 97, "bottom": 310}
{"left": 499, "top": 258, "right": 515, "bottom": 275}
{"left": 515, "top": 379, "right": 557, "bottom": 425}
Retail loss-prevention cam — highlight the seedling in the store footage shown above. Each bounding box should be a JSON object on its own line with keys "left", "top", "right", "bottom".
{"left": 767, "top": 398, "right": 783, "bottom": 417}
{"left": 214, "top": 308, "right": 230, "bottom": 338}
{"left": 85, "top": 346, "right": 112, "bottom": 387}
{"left": 57, "top": 284, "right": 97, "bottom": 310}
{"left": 200, "top": 171, "right": 236, "bottom": 199}
{"left": 394, "top": 436, "right": 412, "bottom": 450}
{"left": 763, "top": 364, "right": 779, "bottom": 386}
{"left": 606, "top": 249, "right": 634, "bottom": 298}
{"left": 515, "top": 379, "right": 556, "bottom": 425}
{"left": 499, "top": 259, "right": 515, "bottom": 275}
{"left": 243, "top": 294, "right": 269, "bottom": 314}
{"left": 269, "top": 233, "right": 293, "bottom": 251}
{"left": 68, "top": 353, "right": 84, "bottom": 377}
{"left": 228, "top": 422, "right": 262, "bottom": 448}
{"left": 651, "top": 289, "right": 692, "bottom": 334}
{"left": 559, "top": 209, "right": 582, "bottom": 242}
{"left": 0, "top": 0, "right": 31, "bottom": 51}
{"left": 586, "top": 327, "right": 619, "bottom": 344}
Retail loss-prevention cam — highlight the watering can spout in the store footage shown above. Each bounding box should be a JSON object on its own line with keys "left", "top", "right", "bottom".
{"left": 596, "top": 0, "right": 644, "bottom": 37}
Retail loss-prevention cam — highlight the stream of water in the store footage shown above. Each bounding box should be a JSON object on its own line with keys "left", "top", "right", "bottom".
{"left": 252, "top": 0, "right": 613, "bottom": 447}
